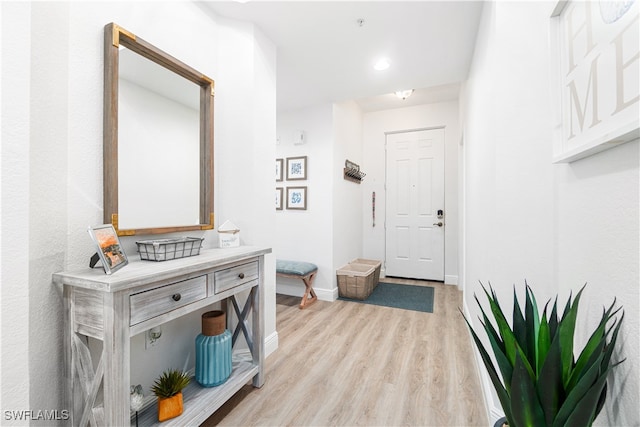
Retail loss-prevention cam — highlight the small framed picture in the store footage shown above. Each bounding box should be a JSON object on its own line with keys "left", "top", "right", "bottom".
{"left": 286, "top": 186, "right": 307, "bottom": 210}
{"left": 276, "top": 187, "right": 283, "bottom": 210}
{"left": 286, "top": 156, "right": 307, "bottom": 180}
{"left": 275, "top": 158, "right": 284, "bottom": 182}
{"left": 88, "top": 224, "right": 128, "bottom": 274}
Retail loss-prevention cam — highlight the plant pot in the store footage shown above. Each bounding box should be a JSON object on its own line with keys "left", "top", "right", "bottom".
{"left": 157, "top": 392, "right": 183, "bottom": 422}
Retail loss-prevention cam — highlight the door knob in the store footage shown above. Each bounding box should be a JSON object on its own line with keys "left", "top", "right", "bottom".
{"left": 433, "top": 222, "right": 443, "bottom": 227}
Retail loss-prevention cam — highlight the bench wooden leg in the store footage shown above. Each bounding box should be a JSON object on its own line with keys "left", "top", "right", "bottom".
{"left": 299, "top": 272, "right": 318, "bottom": 309}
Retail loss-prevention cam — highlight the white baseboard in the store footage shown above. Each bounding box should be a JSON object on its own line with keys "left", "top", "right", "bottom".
{"left": 490, "top": 408, "right": 506, "bottom": 425}
{"left": 276, "top": 283, "right": 338, "bottom": 302}
{"left": 444, "top": 275, "right": 458, "bottom": 286}
{"left": 265, "top": 330, "right": 278, "bottom": 357}
{"left": 463, "top": 299, "right": 503, "bottom": 425}
{"left": 318, "top": 287, "right": 339, "bottom": 301}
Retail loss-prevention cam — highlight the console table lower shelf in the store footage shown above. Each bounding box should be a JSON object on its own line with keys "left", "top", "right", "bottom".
{"left": 133, "top": 360, "right": 257, "bottom": 427}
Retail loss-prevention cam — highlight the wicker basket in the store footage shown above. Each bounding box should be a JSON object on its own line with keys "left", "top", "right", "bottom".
{"left": 136, "top": 237, "right": 204, "bottom": 262}
{"left": 337, "top": 263, "right": 376, "bottom": 300}
{"left": 349, "top": 258, "right": 381, "bottom": 288}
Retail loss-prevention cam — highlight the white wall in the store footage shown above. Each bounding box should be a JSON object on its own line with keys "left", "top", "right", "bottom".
{"left": 362, "top": 101, "right": 461, "bottom": 285}
{"left": 276, "top": 105, "right": 335, "bottom": 300}
{"left": 1, "top": 0, "right": 276, "bottom": 418}
{"left": 461, "top": 2, "right": 639, "bottom": 425}
{"left": 1, "top": 1, "right": 36, "bottom": 417}
{"left": 274, "top": 100, "right": 370, "bottom": 301}
{"left": 332, "top": 101, "right": 364, "bottom": 281}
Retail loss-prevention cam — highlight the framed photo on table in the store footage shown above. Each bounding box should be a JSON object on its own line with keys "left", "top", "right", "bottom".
{"left": 286, "top": 156, "right": 307, "bottom": 180}
{"left": 88, "top": 224, "right": 128, "bottom": 274}
{"left": 286, "top": 186, "right": 307, "bottom": 210}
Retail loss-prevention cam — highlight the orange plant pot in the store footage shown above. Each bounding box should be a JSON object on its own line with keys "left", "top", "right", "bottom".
{"left": 157, "top": 392, "right": 184, "bottom": 422}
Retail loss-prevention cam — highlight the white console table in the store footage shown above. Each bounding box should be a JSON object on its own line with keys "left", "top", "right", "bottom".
{"left": 53, "top": 246, "right": 271, "bottom": 427}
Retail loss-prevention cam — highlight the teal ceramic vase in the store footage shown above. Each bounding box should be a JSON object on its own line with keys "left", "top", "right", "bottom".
{"left": 195, "top": 311, "right": 232, "bottom": 387}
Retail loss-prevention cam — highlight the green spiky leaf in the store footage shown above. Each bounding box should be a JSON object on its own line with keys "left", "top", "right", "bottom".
{"left": 558, "top": 286, "right": 585, "bottom": 387}
{"left": 524, "top": 285, "right": 540, "bottom": 373}
{"left": 151, "top": 369, "right": 191, "bottom": 398}
{"left": 511, "top": 349, "right": 546, "bottom": 427}
{"left": 537, "top": 302, "right": 551, "bottom": 375}
{"left": 537, "top": 326, "right": 563, "bottom": 426}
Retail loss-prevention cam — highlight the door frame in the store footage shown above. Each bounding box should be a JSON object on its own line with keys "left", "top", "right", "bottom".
{"left": 384, "top": 126, "right": 446, "bottom": 281}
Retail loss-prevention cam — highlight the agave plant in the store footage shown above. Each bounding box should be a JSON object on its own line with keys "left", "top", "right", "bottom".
{"left": 463, "top": 283, "right": 624, "bottom": 427}
{"left": 150, "top": 369, "right": 191, "bottom": 398}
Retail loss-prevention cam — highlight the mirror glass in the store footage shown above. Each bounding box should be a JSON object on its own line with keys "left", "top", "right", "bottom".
{"left": 103, "top": 23, "right": 214, "bottom": 236}
{"left": 118, "top": 49, "right": 200, "bottom": 229}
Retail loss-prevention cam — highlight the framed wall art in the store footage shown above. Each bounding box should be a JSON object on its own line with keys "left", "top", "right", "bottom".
{"left": 286, "top": 156, "right": 307, "bottom": 180}
{"left": 550, "top": 0, "right": 639, "bottom": 162}
{"left": 286, "top": 186, "right": 307, "bottom": 210}
{"left": 276, "top": 158, "right": 283, "bottom": 181}
{"left": 276, "top": 187, "right": 283, "bottom": 210}
{"left": 88, "top": 224, "right": 128, "bottom": 274}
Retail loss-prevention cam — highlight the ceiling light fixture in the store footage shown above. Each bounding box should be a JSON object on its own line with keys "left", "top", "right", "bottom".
{"left": 395, "top": 89, "right": 414, "bottom": 100}
{"left": 373, "top": 58, "right": 390, "bottom": 71}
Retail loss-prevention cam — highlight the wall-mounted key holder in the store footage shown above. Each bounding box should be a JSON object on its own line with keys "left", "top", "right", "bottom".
{"left": 344, "top": 159, "right": 366, "bottom": 183}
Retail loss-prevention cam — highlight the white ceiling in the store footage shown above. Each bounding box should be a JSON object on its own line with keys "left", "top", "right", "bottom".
{"left": 203, "top": 1, "right": 484, "bottom": 113}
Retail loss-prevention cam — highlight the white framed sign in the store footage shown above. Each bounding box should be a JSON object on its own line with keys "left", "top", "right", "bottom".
{"left": 550, "top": 0, "right": 639, "bottom": 163}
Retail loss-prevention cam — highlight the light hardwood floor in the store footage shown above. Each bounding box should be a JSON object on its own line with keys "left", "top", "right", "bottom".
{"left": 203, "top": 278, "right": 488, "bottom": 426}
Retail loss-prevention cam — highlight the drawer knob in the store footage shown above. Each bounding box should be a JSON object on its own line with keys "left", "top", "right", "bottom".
{"left": 172, "top": 293, "right": 182, "bottom": 302}
{"left": 238, "top": 273, "right": 245, "bottom": 279}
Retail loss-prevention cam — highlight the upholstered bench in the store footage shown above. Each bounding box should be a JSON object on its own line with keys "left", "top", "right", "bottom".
{"left": 276, "top": 260, "right": 318, "bottom": 309}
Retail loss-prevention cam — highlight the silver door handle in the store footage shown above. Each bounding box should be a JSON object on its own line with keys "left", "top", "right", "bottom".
{"left": 433, "top": 222, "right": 443, "bottom": 227}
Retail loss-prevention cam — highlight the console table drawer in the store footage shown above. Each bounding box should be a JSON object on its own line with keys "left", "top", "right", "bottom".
{"left": 214, "top": 261, "right": 258, "bottom": 293}
{"left": 130, "top": 275, "right": 207, "bottom": 325}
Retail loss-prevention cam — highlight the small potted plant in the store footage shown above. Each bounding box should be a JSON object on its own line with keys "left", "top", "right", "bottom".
{"left": 151, "top": 368, "right": 191, "bottom": 422}
{"left": 463, "top": 283, "right": 624, "bottom": 427}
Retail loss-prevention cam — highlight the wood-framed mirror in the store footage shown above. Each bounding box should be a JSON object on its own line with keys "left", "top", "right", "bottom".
{"left": 103, "top": 22, "right": 214, "bottom": 236}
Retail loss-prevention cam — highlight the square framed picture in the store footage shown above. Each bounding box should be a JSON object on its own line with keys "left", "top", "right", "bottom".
{"left": 275, "top": 158, "right": 284, "bottom": 182}
{"left": 286, "top": 186, "right": 307, "bottom": 210}
{"left": 88, "top": 224, "right": 128, "bottom": 274}
{"left": 276, "top": 187, "right": 283, "bottom": 210}
{"left": 286, "top": 156, "right": 307, "bottom": 180}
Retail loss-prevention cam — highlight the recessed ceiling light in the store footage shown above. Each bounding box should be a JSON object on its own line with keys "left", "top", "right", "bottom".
{"left": 373, "top": 58, "right": 390, "bottom": 71}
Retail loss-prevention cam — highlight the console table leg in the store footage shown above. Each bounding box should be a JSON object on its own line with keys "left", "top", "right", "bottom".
{"left": 253, "top": 259, "right": 265, "bottom": 388}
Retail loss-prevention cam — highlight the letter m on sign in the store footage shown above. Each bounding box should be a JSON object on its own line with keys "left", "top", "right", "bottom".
{"left": 567, "top": 55, "right": 601, "bottom": 140}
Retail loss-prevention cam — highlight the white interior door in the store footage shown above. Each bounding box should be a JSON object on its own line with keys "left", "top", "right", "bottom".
{"left": 385, "top": 128, "right": 445, "bottom": 280}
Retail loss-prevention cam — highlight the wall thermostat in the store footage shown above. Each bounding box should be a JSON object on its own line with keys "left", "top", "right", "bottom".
{"left": 293, "top": 130, "right": 305, "bottom": 145}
